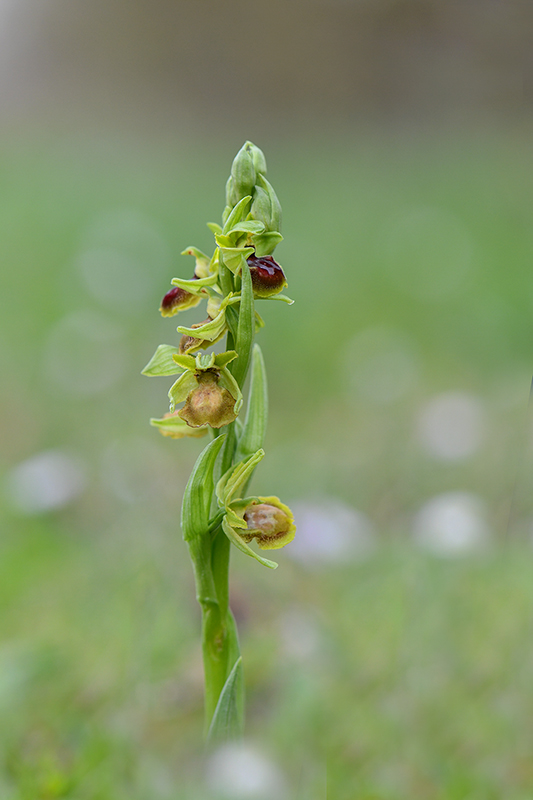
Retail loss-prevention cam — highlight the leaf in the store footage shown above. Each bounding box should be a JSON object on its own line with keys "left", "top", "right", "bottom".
{"left": 235, "top": 344, "right": 268, "bottom": 463}
{"left": 141, "top": 344, "right": 183, "bottom": 377}
{"left": 181, "top": 435, "right": 226, "bottom": 542}
{"left": 207, "top": 656, "right": 244, "bottom": 744}
{"left": 221, "top": 518, "right": 277, "bottom": 569}
{"left": 231, "top": 255, "right": 255, "bottom": 387}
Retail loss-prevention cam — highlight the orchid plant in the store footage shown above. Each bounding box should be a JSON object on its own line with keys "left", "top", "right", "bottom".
{"left": 142, "top": 142, "right": 295, "bottom": 741}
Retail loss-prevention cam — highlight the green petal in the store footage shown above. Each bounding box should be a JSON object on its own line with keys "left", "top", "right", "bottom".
{"left": 214, "top": 351, "right": 238, "bottom": 369}
{"left": 142, "top": 344, "right": 183, "bottom": 377}
{"left": 172, "top": 353, "right": 196, "bottom": 371}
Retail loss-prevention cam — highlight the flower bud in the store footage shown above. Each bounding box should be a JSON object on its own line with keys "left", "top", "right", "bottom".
{"left": 231, "top": 143, "right": 256, "bottom": 200}
{"left": 160, "top": 285, "right": 201, "bottom": 317}
{"left": 178, "top": 371, "right": 238, "bottom": 428}
{"left": 241, "top": 497, "right": 296, "bottom": 550}
{"left": 248, "top": 142, "right": 267, "bottom": 176}
{"left": 247, "top": 254, "right": 288, "bottom": 298}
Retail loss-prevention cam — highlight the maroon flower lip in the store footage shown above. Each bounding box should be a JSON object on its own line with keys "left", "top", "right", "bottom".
{"left": 159, "top": 282, "right": 201, "bottom": 317}
{"left": 246, "top": 254, "right": 287, "bottom": 298}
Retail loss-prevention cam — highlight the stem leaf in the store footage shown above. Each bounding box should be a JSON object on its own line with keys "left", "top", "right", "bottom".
{"left": 235, "top": 344, "right": 268, "bottom": 462}
{"left": 207, "top": 656, "right": 244, "bottom": 744}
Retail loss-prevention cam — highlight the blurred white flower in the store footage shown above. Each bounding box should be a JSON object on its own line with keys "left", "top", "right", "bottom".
{"left": 4, "top": 449, "right": 86, "bottom": 514}
{"left": 206, "top": 742, "right": 287, "bottom": 799}
{"left": 288, "top": 497, "right": 375, "bottom": 565}
{"left": 417, "top": 391, "right": 486, "bottom": 461}
{"left": 413, "top": 492, "right": 489, "bottom": 556}
{"left": 43, "top": 309, "right": 127, "bottom": 395}
{"left": 345, "top": 326, "right": 420, "bottom": 405}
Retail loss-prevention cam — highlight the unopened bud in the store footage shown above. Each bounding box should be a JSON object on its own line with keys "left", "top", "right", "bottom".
{"left": 178, "top": 371, "right": 238, "bottom": 428}
{"left": 247, "top": 254, "right": 288, "bottom": 298}
{"left": 160, "top": 285, "right": 201, "bottom": 317}
{"left": 248, "top": 142, "right": 267, "bottom": 176}
{"left": 231, "top": 143, "right": 256, "bottom": 200}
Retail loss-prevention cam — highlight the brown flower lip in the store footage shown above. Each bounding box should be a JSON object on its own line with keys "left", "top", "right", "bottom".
{"left": 159, "top": 277, "right": 200, "bottom": 317}
{"left": 246, "top": 254, "right": 287, "bottom": 298}
{"left": 178, "top": 371, "right": 238, "bottom": 429}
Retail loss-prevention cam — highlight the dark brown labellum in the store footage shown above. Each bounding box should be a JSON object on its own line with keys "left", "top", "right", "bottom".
{"left": 159, "top": 285, "right": 200, "bottom": 317}
{"left": 246, "top": 254, "right": 287, "bottom": 298}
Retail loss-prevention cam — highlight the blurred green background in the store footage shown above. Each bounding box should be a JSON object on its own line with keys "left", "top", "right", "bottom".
{"left": 2, "top": 2, "right": 533, "bottom": 798}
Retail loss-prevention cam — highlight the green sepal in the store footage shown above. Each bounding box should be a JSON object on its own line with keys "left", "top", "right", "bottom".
{"left": 171, "top": 275, "right": 219, "bottom": 292}
{"left": 150, "top": 415, "right": 208, "bottom": 439}
{"left": 214, "top": 351, "right": 238, "bottom": 369}
{"left": 216, "top": 449, "right": 265, "bottom": 507}
{"left": 218, "top": 367, "right": 243, "bottom": 413}
{"left": 231, "top": 255, "right": 254, "bottom": 388}
{"left": 168, "top": 371, "right": 197, "bottom": 411}
{"left": 207, "top": 656, "right": 244, "bottom": 744}
{"left": 172, "top": 353, "right": 196, "bottom": 371}
{"left": 260, "top": 293, "right": 294, "bottom": 305}
{"left": 222, "top": 196, "right": 252, "bottom": 235}
{"left": 235, "top": 344, "right": 268, "bottom": 462}
{"left": 255, "top": 311, "right": 265, "bottom": 330}
{"left": 207, "top": 222, "right": 222, "bottom": 235}
{"left": 221, "top": 517, "right": 277, "bottom": 569}
{"left": 142, "top": 344, "right": 183, "bottom": 377}
{"left": 217, "top": 245, "right": 255, "bottom": 274}
{"left": 176, "top": 295, "right": 238, "bottom": 341}
{"left": 251, "top": 231, "right": 283, "bottom": 257}
{"left": 181, "top": 435, "right": 227, "bottom": 543}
